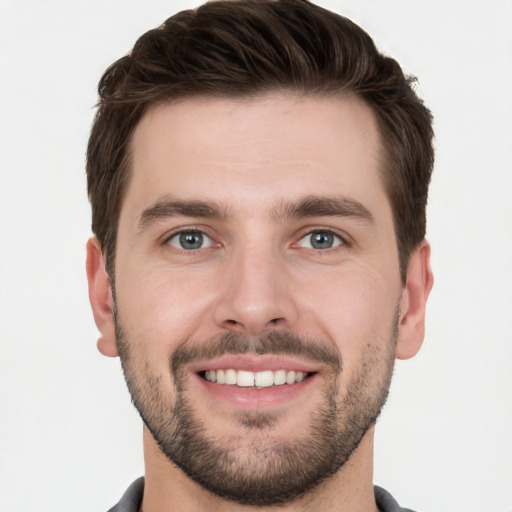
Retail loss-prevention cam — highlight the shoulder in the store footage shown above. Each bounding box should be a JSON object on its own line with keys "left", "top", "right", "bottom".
{"left": 374, "top": 485, "right": 417, "bottom": 512}
{"left": 107, "top": 477, "right": 144, "bottom": 512}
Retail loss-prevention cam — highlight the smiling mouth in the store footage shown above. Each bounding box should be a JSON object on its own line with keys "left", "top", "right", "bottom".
{"left": 200, "top": 369, "right": 314, "bottom": 388}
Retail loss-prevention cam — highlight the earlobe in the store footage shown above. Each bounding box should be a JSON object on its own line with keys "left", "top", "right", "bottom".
{"left": 86, "top": 237, "right": 119, "bottom": 357}
{"left": 395, "top": 240, "right": 434, "bottom": 360}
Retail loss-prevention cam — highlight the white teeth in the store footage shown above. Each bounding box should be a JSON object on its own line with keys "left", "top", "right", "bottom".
{"left": 203, "top": 368, "right": 309, "bottom": 387}
{"left": 273, "top": 369, "right": 286, "bottom": 385}
{"left": 255, "top": 370, "right": 274, "bottom": 388}
{"left": 237, "top": 370, "right": 255, "bottom": 387}
{"left": 286, "top": 370, "right": 296, "bottom": 385}
{"left": 225, "top": 369, "right": 237, "bottom": 385}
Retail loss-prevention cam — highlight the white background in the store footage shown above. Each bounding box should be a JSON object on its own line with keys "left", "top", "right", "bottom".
{"left": 0, "top": 1, "right": 511, "bottom": 511}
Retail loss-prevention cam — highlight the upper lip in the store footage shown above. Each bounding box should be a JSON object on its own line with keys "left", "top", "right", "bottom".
{"left": 188, "top": 354, "right": 322, "bottom": 374}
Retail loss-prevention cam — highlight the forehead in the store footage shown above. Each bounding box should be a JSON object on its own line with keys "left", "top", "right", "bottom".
{"left": 124, "top": 93, "right": 387, "bottom": 220}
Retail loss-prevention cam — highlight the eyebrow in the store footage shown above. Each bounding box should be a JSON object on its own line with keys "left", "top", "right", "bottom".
{"left": 272, "top": 195, "right": 374, "bottom": 224}
{"left": 137, "top": 194, "right": 374, "bottom": 232}
{"left": 138, "top": 197, "right": 230, "bottom": 231}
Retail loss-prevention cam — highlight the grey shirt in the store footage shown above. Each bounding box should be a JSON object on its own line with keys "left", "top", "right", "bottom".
{"left": 107, "top": 478, "right": 416, "bottom": 512}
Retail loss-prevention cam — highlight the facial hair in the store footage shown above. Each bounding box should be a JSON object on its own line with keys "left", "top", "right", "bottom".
{"left": 115, "top": 312, "right": 398, "bottom": 507}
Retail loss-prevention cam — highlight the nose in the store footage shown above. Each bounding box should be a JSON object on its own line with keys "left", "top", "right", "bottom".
{"left": 213, "top": 244, "right": 299, "bottom": 336}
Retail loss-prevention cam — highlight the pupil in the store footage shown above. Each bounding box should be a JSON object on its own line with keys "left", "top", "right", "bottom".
{"left": 312, "top": 232, "right": 333, "bottom": 249}
{"left": 180, "top": 232, "right": 203, "bottom": 249}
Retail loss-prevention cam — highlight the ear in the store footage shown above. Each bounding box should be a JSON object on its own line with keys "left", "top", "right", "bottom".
{"left": 396, "top": 240, "right": 434, "bottom": 360}
{"left": 86, "top": 237, "right": 119, "bottom": 357}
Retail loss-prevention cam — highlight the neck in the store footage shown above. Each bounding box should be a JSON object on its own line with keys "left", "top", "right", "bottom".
{"left": 141, "top": 427, "right": 379, "bottom": 512}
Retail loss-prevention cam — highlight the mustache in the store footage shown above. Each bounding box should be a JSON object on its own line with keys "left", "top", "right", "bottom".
{"left": 171, "top": 331, "right": 342, "bottom": 375}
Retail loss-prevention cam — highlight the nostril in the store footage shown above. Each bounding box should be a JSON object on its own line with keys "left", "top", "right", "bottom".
{"left": 222, "top": 319, "right": 246, "bottom": 332}
{"left": 220, "top": 316, "right": 288, "bottom": 334}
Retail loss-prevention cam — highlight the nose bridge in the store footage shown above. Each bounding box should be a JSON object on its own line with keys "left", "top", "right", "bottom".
{"left": 214, "top": 236, "right": 297, "bottom": 335}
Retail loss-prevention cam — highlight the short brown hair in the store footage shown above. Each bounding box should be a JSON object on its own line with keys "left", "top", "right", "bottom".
{"left": 87, "top": 0, "right": 434, "bottom": 283}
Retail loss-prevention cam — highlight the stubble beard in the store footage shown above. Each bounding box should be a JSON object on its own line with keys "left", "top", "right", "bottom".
{"left": 114, "top": 310, "right": 398, "bottom": 507}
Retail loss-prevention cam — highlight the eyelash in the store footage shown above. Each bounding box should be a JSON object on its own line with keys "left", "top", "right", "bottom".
{"left": 295, "top": 228, "right": 348, "bottom": 250}
{"left": 162, "top": 227, "right": 350, "bottom": 253}
{"left": 163, "top": 227, "right": 217, "bottom": 252}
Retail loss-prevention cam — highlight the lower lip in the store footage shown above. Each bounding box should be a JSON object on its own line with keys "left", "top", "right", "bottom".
{"left": 193, "top": 373, "right": 318, "bottom": 409}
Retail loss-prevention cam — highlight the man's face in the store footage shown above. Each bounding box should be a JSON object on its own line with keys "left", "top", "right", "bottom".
{"left": 111, "top": 94, "right": 404, "bottom": 505}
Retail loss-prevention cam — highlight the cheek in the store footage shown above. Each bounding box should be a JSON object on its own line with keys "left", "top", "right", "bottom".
{"left": 114, "top": 263, "right": 217, "bottom": 363}
{"left": 296, "top": 263, "right": 399, "bottom": 359}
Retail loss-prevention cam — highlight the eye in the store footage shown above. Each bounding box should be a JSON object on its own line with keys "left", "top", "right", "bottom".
{"left": 167, "top": 230, "right": 213, "bottom": 250}
{"left": 297, "top": 230, "right": 344, "bottom": 250}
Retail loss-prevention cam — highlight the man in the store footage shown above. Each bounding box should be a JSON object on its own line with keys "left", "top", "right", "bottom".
{"left": 85, "top": 0, "right": 434, "bottom": 510}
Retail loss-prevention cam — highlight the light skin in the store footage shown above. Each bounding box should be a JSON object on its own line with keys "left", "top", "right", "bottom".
{"left": 87, "top": 93, "right": 433, "bottom": 512}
